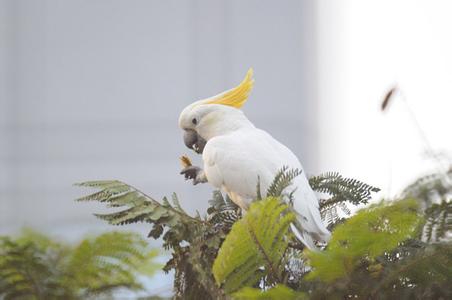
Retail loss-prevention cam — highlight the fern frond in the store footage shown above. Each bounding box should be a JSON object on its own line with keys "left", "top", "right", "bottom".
{"left": 77, "top": 182, "right": 232, "bottom": 299}
{"left": 65, "top": 232, "right": 159, "bottom": 296}
{"left": 0, "top": 230, "right": 159, "bottom": 299}
{"left": 306, "top": 199, "right": 422, "bottom": 283}
{"left": 212, "top": 197, "right": 295, "bottom": 293}
{"left": 423, "top": 199, "right": 452, "bottom": 242}
{"left": 266, "top": 166, "right": 303, "bottom": 199}
{"left": 0, "top": 237, "right": 60, "bottom": 299}
{"left": 310, "top": 172, "right": 379, "bottom": 228}
{"left": 311, "top": 172, "right": 380, "bottom": 206}
{"left": 368, "top": 241, "right": 452, "bottom": 298}
{"left": 76, "top": 181, "right": 202, "bottom": 240}
{"left": 402, "top": 169, "right": 452, "bottom": 206}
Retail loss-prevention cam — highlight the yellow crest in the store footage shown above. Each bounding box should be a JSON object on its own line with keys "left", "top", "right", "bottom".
{"left": 204, "top": 68, "right": 254, "bottom": 108}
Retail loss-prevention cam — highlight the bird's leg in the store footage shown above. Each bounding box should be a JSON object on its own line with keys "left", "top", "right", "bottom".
{"left": 180, "top": 166, "right": 207, "bottom": 185}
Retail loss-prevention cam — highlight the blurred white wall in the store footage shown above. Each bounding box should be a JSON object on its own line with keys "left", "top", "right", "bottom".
{"left": 0, "top": 0, "right": 319, "bottom": 238}
{"left": 317, "top": 0, "right": 452, "bottom": 198}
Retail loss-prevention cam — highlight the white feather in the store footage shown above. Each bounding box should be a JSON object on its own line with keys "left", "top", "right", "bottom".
{"left": 202, "top": 126, "right": 331, "bottom": 249}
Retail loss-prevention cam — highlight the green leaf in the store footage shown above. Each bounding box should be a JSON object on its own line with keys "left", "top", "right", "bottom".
{"left": 310, "top": 172, "right": 378, "bottom": 225}
{"left": 212, "top": 197, "right": 295, "bottom": 293}
{"left": 233, "top": 284, "right": 306, "bottom": 300}
{"left": 423, "top": 199, "right": 451, "bottom": 242}
{"left": 0, "top": 230, "right": 159, "bottom": 299}
{"left": 266, "top": 166, "right": 303, "bottom": 199}
{"left": 77, "top": 181, "right": 229, "bottom": 298}
{"left": 65, "top": 231, "right": 160, "bottom": 295}
{"left": 305, "top": 199, "right": 423, "bottom": 282}
{"left": 369, "top": 241, "right": 452, "bottom": 297}
{"left": 76, "top": 180, "right": 202, "bottom": 232}
{"left": 310, "top": 172, "right": 380, "bottom": 206}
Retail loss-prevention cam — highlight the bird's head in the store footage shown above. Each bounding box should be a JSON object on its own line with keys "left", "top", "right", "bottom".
{"left": 178, "top": 68, "right": 255, "bottom": 154}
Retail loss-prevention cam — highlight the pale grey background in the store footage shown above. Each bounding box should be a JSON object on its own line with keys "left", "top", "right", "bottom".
{"left": 0, "top": 0, "right": 319, "bottom": 238}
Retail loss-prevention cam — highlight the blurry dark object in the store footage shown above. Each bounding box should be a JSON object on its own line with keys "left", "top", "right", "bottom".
{"left": 381, "top": 85, "right": 451, "bottom": 185}
{"left": 381, "top": 86, "right": 399, "bottom": 111}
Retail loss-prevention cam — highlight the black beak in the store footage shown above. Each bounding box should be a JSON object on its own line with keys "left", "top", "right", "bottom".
{"left": 183, "top": 129, "right": 206, "bottom": 154}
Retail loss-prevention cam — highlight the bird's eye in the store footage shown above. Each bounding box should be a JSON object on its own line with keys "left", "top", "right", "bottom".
{"left": 192, "top": 118, "right": 197, "bottom": 125}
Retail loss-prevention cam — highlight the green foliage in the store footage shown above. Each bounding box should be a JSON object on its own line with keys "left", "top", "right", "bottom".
{"left": 401, "top": 168, "right": 452, "bottom": 206}
{"left": 0, "top": 233, "right": 67, "bottom": 299}
{"left": 264, "top": 166, "right": 303, "bottom": 201}
{"left": 305, "top": 238, "right": 452, "bottom": 299}
{"left": 310, "top": 172, "right": 380, "bottom": 205}
{"left": 63, "top": 232, "right": 159, "bottom": 296}
{"left": 370, "top": 240, "right": 452, "bottom": 299}
{"left": 305, "top": 199, "right": 422, "bottom": 282}
{"left": 77, "top": 181, "right": 240, "bottom": 299}
{"left": 310, "top": 172, "right": 380, "bottom": 227}
{"left": 212, "top": 198, "right": 295, "bottom": 293}
{"left": 77, "top": 168, "right": 451, "bottom": 299}
{"left": 232, "top": 285, "right": 306, "bottom": 300}
{"left": 401, "top": 170, "right": 452, "bottom": 242}
{"left": 0, "top": 230, "right": 159, "bottom": 300}
{"left": 423, "top": 199, "right": 451, "bottom": 242}
{"left": 75, "top": 180, "right": 199, "bottom": 230}
{"left": 76, "top": 170, "right": 381, "bottom": 299}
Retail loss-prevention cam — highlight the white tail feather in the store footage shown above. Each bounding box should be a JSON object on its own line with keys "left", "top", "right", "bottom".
{"left": 290, "top": 223, "right": 317, "bottom": 250}
{"left": 288, "top": 177, "right": 331, "bottom": 249}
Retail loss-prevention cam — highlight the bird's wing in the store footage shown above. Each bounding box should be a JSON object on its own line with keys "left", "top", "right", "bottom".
{"left": 202, "top": 129, "right": 283, "bottom": 201}
{"left": 202, "top": 128, "right": 330, "bottom": 246}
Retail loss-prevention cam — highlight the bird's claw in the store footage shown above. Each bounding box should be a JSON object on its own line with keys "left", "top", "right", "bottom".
{"left": 180, "top": 166, "right": 203, "bottom": 185}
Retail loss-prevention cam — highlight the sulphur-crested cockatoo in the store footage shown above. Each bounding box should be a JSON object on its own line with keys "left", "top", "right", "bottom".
{"left": 178, "top": 68, "right": 330, "bottom": 248}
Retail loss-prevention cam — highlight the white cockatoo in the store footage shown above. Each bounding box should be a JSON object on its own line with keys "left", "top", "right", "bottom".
{"left": 178, "top": 68, "right": 330, "bottom": 248}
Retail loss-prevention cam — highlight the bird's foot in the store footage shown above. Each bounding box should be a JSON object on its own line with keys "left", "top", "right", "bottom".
{"left": 180, "top": 166, "right": 207, "bottom": 185}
